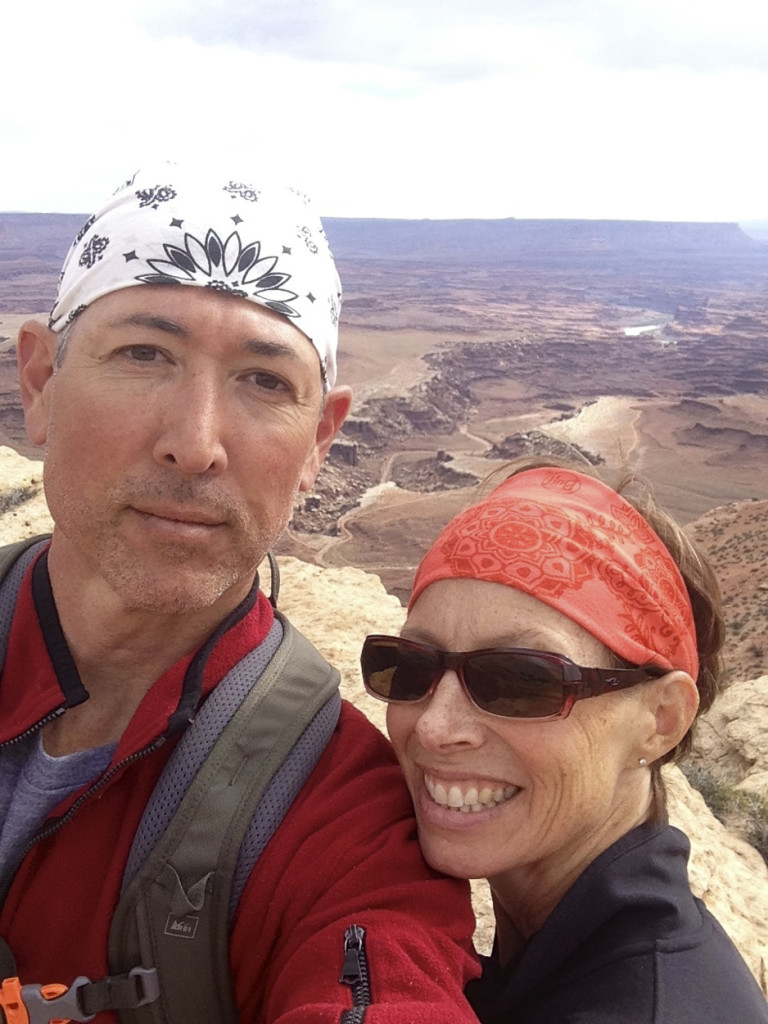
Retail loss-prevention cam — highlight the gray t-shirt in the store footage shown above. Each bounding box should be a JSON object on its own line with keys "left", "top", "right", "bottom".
{"left": 0, "top": 734, "right": 115, "bottom": 882}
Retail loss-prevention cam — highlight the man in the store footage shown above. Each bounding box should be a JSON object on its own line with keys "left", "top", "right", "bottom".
{"left": 0, "top": 165, "right": 479, "bottom": 1022}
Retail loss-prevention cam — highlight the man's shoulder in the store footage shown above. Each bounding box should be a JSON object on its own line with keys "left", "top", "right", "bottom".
{"left": 335, "top": 698, "right": 398, "bottom": 759}
{"left": 284, "top": 697, "right": 406, "bottom": 819}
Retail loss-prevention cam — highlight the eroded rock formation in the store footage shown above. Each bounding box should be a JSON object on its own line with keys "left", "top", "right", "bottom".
{"left": 690, "top": 676, "right": 768, "bottom": 795}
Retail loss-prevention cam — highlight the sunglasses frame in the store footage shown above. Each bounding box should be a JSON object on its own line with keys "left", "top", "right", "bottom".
{"left": 361, "top": 634, "right": 665, "bottom": 721}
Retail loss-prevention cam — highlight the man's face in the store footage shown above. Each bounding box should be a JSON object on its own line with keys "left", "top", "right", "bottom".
{"left": 20, "top": 285, "right": 349, "bottom": 615}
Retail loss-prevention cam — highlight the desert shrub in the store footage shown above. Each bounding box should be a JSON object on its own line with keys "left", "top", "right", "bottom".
{"left": 682, "top": 762, "right": 768, "bottom": 865}
{"left": 0, "top": 486, "right": 37, "bottom": 515}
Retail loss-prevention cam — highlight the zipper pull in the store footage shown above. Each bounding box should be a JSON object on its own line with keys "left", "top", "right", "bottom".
{"left": 340, "top": 925, "right": 365, "bottom": 983}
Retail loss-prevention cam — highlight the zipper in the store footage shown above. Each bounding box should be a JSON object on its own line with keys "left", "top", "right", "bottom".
{"left": 339, "top": 924, "right": 371, "bottom": 1023}
{"left": 0, "top": 706, "right": 66, "bottom": 747}
{"left": 0, "top": 735, "right": 166, "bottom": 906}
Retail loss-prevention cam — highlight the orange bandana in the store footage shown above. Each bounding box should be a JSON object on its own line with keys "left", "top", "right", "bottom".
{"left": 410, "top": 468, "right": 698, "bottom": 680}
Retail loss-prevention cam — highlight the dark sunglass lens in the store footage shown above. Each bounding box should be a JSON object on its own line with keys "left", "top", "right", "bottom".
{"left": 362, "top": 641, "right": 437, "bottom": 702}
{"left": 465, "top": 652, "right": 565, "bottom": 718}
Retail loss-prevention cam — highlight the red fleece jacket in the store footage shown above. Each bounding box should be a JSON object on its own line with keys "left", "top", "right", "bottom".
{"left": 0, "top": 553, "right": 480, "bottom": 1022}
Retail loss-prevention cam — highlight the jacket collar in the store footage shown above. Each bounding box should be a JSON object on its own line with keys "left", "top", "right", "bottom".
{"left": 0, "top": 545, "right": 274, "bottom": 754}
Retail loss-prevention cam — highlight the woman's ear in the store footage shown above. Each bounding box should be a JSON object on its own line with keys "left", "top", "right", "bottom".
{"left": 641, "top": 671, "right": 700, "bottom": 763}
{"left": 17, "top": 320, "right": 58, "bottom": 446}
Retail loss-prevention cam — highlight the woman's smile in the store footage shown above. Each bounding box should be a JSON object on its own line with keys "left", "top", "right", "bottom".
{"left": 423, "top": 772, "right": 520, "bottom": 814}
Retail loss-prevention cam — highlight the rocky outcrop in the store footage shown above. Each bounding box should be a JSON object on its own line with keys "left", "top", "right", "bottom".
{"left": 690, "top": 676, "right": 768, "bottom": 795}
{"left": 0, "top": 447, "right": 50, "bottom": 538}
{"left": 663, "top": 765, "right": 768, "bottom": 993}
{"left": 679, "top": 422, "right": 768, "bottom": 452}
{"left": 487, "top": 429, "right": 603, "bottom": 466}
{"left": 0, "top": 446, "right": 766, "bottom": 993}
{"left": 686, "top": 500, "right": 768, "bottom": 682}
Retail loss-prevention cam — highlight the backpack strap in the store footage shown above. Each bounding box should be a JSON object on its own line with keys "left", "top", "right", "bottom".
{"left": 107, "top": 611, "right": 341, "bottom": 1024}
{"left": 0, "top": 536, "right": 51, "bottom": 665}
{"left": 0, "top": 536, "right": 50, "bottom": 581}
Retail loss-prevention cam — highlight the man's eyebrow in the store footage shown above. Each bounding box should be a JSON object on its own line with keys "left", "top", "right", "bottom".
{"left": 107, "top": 316, "right": 305, "bottom": 362}
{"left": 244, "top": 338, "right": 305, "bottom": 361}
{"left": 109, "top": 313, "right": 190, "bottom": 336}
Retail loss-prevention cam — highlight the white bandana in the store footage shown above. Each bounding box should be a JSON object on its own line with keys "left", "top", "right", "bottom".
{"left": 49, "top": 162, "right": 342, "bottom": 386}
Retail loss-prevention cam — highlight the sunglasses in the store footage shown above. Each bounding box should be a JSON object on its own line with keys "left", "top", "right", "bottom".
{"left": 361, "top": 635, "right": 664, "bottom": 721}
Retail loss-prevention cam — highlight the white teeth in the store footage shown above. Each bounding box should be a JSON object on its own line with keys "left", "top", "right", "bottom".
{"left": 424, "top": 775, "right": 519, "bottom": 812}
{"left": 447, "top": 785, "right": 465, "bottom": 808}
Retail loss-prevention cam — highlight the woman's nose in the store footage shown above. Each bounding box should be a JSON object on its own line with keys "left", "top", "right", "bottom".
{"left": 413, "top": 671, "right": 485, "bottom": 750}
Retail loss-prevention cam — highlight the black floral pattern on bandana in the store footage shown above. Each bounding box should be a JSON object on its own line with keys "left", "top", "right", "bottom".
{"left": 79, "top": 235, "right": 109, "bottom": 269}
{"left": 136, "top": 185, "right": 177, "bottom": 210}
{"left": 135, "top": 228, "right": 299, "bottom": 317}
{"left": 63, "top": 303, "right": 88, "bottom": 326}
{"left": 224, "top": 181, "right": 260, "bottom": 203}
{"left": 299, "top": 226, "right": 319, "bottom": 254}
{"left": 73, "top": 215, "right": 96, "bottom": 245}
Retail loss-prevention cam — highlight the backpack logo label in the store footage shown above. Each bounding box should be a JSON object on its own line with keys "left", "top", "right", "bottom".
{"left": 164, "top": 913, "right": 199, "bottom": 939}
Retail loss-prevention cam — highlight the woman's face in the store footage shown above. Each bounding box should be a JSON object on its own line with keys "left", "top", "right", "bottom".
{"left": 386, "top": 578, "right": 655, "bottom": 904}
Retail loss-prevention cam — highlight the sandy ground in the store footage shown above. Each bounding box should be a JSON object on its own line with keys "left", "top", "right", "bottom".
{"left": 546, "top": 395, "right": 768, "bottom": 522}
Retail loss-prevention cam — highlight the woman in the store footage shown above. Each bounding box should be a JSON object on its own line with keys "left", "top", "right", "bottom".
{"left": 361, "top": 458, "right": 768, "bottom": 1023}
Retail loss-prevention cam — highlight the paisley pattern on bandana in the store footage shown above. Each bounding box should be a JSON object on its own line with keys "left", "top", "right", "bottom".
{"left": 79, "top": 235, "right": 109, "bottom": 269}
{"left": 73, "top": 215, "right": 96, "bottom": 245}
{"left": 49, "top": 162, "right": 342, "bottom": 387}
{"left": 136, "top": 185, "right": 177, "bottom": 209}
{"left": 224, "top": 181, "right": 261, "bottom": 202}
{"left": 410, "top": 468, "right": 699, "bottom": 680}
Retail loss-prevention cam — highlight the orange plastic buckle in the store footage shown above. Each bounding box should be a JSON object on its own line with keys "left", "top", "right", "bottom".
{"left": 0, "top": 978, "right": 70, "bottom": 1024}
{"left": 0, "top": 977, "right": 28, "bottom": 1024}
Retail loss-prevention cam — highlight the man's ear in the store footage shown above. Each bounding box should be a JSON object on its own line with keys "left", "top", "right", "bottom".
{"left": 641, "top": 671, "right": 700, "bottom": 763}
{"left": 300, "top": 385, "right": 353, "bottom": 492}
{"left": 17, "top": 320, "right": 58, "bottom": 446}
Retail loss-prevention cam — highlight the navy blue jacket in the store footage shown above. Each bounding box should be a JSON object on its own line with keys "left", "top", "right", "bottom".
{"left": 467, "top": 824, "right": 768, "bottom": 1023}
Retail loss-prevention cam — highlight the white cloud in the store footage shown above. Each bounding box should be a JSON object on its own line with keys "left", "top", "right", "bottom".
{"left": 1, "top": 0, "right": 766, "bottom": 219}
{"left": 140, "top": 0, "right": 768, "bottom": 76}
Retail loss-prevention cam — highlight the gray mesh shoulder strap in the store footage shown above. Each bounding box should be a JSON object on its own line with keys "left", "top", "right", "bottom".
{"left": 107, "top": 611, "right": 341, "bottom": 1024}
{"left": 0, "top": 536, "right": 51, "bottom": 982}
{"left": 0, "top": 537, "right": 51, "bottom": 664}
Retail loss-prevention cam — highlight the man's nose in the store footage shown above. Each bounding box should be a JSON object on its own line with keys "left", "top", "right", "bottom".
{"left": 153, "top": 373, "right": 229, "bottom": 476}
{"left": 413, "top": 671, "right": 485, "bottom": 751}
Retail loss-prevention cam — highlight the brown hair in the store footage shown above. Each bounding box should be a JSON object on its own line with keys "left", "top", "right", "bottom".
{"left": 482, "top": 454, "right": 725, "bottom": 821}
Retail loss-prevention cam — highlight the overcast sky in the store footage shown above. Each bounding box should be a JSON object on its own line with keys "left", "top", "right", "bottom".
{"left": 2, "top": 0, "right": 766, "bottom": 221}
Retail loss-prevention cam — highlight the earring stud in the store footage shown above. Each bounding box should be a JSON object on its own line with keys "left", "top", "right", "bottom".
{"left": 638, "top": 757, "right": 648, "bottom": 767}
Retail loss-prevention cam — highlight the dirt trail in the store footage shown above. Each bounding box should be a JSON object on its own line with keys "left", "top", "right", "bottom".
{"left": 458, "top": 422, "right": 493, "bottom": 449}
{"left": 379, "top": 449, "right": 435, "bottom": 485}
